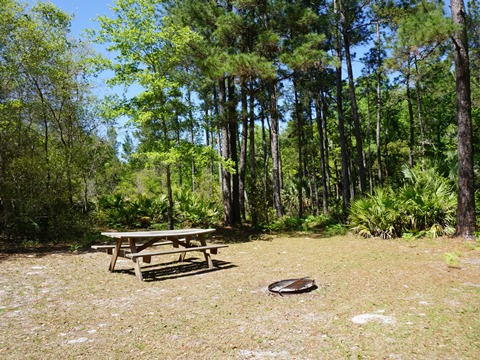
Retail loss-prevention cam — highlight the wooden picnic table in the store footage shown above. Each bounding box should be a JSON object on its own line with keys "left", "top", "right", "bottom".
{"left": 93, "top": 228, "right": 227, "bottom": 281}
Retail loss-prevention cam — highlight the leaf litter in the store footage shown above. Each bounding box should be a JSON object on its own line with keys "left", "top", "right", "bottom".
{"left": 0, "top": 235, "right": 479, "bottom": 359}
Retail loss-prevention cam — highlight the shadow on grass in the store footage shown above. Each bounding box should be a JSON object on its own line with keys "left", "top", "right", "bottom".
{"left": 1, "top": 224, "right": 331, "bottom": 260}
{"left": 0, "top": 243, "right": 75, "bottom": 261}
{"left": 115, "top": 258, "right": 236, "bottom": 282}
{"left": 209, "top": 226, "right": 270, "bottom": 244}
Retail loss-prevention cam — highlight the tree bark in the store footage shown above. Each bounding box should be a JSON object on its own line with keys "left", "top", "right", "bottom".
{"left": 261, "top": 109, "right": 269, "bottom": 224}
{"left": 293, "top": 76, "right": 303, "bottom": 218}
{"left": 343, "top": 31, "right": 367, "bottom": 194}
{"left": 166, "top": 164, "right": 174, "bottom": 230}
{"left": 335, "top": 45, "right": 350, "bottom": 213}
{"left": 248, "top": 80, "right": 258, "bottom": 226}
{"left": 375, "top": 22, "right": 383, "bottom": 187}
{"left": 334, "top": 0, "right": 350, "bottom": 214}
{"left": 228, "top": 76, "right": 241, "bottom": 225}
{"left": 314, "top": 95, "right": 329, "bottom": 215}
{"left": 320, "top": 87, "right": 331, "bottom": 200}
{"left": 406, "top": 70, "right": 415, "bottom": 168}
{"left": 413, "top": 56, "right": 426, "bottom": 168}
{"left": 269, "top": 84, "right": 283, "bottom": 218}
{"left": 239, "top": 82, "right": 248, "bottom": 222}
{"left": 218, "top": 78, "right": 233, "bottom": 225}
{"left": 451, "top": 0, "right": 476, "bottom": 237}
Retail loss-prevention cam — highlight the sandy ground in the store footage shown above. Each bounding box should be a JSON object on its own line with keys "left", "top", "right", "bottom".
{"left": 1, "top": 234, "right": 479, "bottom": 359}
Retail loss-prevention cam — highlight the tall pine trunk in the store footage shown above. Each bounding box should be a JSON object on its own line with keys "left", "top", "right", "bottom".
{"left": 269, "top": 84, "right": 283, "bottom": 218}
{"left": 314, "top": 95, "right": 329, "bottom": 215}
{"left": 228, "top": 76, "right": 241, "bottom": 225}
{"left": 239, "top": 82, "right": 248, "bottom": 222}
{"left": 413, "top": 56, "right": 426, "bottom": 167}
{"left": 218, "top": 78, "right": 232, "bottom": 225}
{"left": 248, "top": 80, "right": 258, "bottom": 226}
{"left": 343, "top": 32, "right": 367, "bottom": 194}
{"left": 261, "top": 109, "right": 269, "bottom": 224}
{"left": 293, "top": 76, "right": 303, "bottom": 218}
{"left": 451, "top": 0, "right": 476, "bottom": 237}
{"left": 375, "top": 22, "right": 383, "bottom": 186}
{"left": 334, "top": 17, "right": 350, "bottom": 214}
{"left": 406, "top": 70, "right": 415, "bottom": 168}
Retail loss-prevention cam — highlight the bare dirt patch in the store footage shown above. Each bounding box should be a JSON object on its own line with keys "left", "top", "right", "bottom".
{"left": 1, "top": 234, "right": 479, "bottom": 359}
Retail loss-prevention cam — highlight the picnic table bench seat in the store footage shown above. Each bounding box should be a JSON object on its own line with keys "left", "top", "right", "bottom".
{"left": 91, "top": 241, "right": 174, "bottom": 254}
{"left": 126, "top": 244, "right": 229, "bottom": 259}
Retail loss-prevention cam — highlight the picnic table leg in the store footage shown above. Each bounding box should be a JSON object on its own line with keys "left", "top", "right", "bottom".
{"left": 178, "top": 236, "right": 191, "bottom": 262}
{"left": 108, "top": 238, "right": 123, "bottom": 272}
{"left": 198, "top": 234, "right": 214, "bottom": 268}
{"left": 128, "top": 238, "right": 144, "bottom": 281}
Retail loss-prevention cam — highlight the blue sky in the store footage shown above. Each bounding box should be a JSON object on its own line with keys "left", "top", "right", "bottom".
{"left": 49, "top": 0, "right": 113, "bottom": 36}
{"left": 48, "top": 0, "right": 137, "bottom": 143}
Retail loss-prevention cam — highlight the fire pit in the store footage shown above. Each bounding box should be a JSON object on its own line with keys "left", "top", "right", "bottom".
{"left": 268, "top": 277, "right": 316, "bottom": 295}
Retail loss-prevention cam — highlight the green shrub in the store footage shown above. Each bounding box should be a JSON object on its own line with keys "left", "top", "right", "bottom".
{"left": 302, "top": 214, "right": 338, "bottom": 230}
{"left": 98, "top": 193, "right": 168, "bottom": 229}
{"left": 173, "top": 190, "right": 221, "bottom": 228}
{"left": 349, "top": 166, "right": 456, "bottom": 239}
{"left": 266, "top": 216, "right": 304, "bottom": 232}
{"left": 400, "top": 166, "right": 456, "bottom": 235}
{"left": 265, "top": 215, "right": 344, "bottom": 235}
{"left": 349, "top": 186, "right": 401, "bottom": 238}
{"left": 324, "top": 223, "right": 348, "bottom": 237}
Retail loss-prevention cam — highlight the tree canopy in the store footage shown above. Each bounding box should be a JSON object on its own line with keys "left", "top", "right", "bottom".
{"left": 1, "top": 0, "right": 478, "bottom": 243}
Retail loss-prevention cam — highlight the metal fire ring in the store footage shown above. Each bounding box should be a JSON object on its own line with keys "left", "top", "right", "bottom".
{"left": 268, "top": 277, "right": 317, "bottom": 295}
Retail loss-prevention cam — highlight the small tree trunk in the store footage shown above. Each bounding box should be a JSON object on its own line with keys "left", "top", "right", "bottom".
{"left": 261, "top": 109, "right": 269, "bottom": 224}
{"left": 314, "top": 95, "right": 329, "bottom": 215}
{"left": 269, "top": 83, "right": 283, "bottom": 218}
{"left": 166, "top": 164, "right": 174, "bottom": 230}
{"left": 320, "top": 87, "right": 332, "bottom": 200}
{"left": 406, "top": 70, "right": 415, "bottom": 168}
{"left": 365, "top": 86, "right": 373, "bottom": 194}
{"left": 343, "top": 32, "right": 367, "bottom": 194}
{"left": 376, "top": 23, "right": 383, "bottom": 187}
{"left": 413, "top": 56, "right": 426, "bottom": 168}
{"left": 248, "top": 80, "right": 258, "bottom": 226}
{"left": 293, "top": 76, "right": 303, "bottom": 218}
{"left": 187, "top": 89, "right": 195, "bottom": 191}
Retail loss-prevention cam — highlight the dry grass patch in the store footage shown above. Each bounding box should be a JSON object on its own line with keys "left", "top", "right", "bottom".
{"left": 1, "top": 234, "right": 479, "bottom": 359}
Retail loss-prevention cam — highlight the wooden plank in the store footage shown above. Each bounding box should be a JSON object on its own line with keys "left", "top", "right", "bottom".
{"left": 100, "top": 228, "right": 216, "bottom": 239}
{"left": 125, "top": 245, "right": 228, "bottom": 259}
{"left": 92, "top": 241, "right": 173, "bottom": 250}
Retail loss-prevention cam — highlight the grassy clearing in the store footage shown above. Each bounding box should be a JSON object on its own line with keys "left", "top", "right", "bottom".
{"left": 1, "top": 233, "right": 479, "bottom": 359}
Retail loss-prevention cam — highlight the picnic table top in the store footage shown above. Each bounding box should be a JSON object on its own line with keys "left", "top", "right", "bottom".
{"left": 100, "top": 228, "right": 216, "bottom": 239}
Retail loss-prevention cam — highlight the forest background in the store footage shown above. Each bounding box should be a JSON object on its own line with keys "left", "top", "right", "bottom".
{"left": 0, "top": 0, "right": 478, "bottom": 248}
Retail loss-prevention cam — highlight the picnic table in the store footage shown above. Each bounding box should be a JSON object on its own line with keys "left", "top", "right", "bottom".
{"left": 92, "top": 228, "right": 227, "bottom": 281}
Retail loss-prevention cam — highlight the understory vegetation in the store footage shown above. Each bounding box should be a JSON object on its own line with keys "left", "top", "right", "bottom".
{"left": 349, "top": 166, "right": 457, "bottom": 239}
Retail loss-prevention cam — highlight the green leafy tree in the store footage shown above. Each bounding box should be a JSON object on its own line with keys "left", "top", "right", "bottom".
{"left": 1, "top": 0, "right": 111, "bottom": 242}
{"left": 92, "top": 0, "right": 203, "bottom": 229}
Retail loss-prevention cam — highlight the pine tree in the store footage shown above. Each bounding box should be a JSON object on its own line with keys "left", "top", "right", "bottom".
{"left": 451, "top": 0, "right": 476, "bottom": 237}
